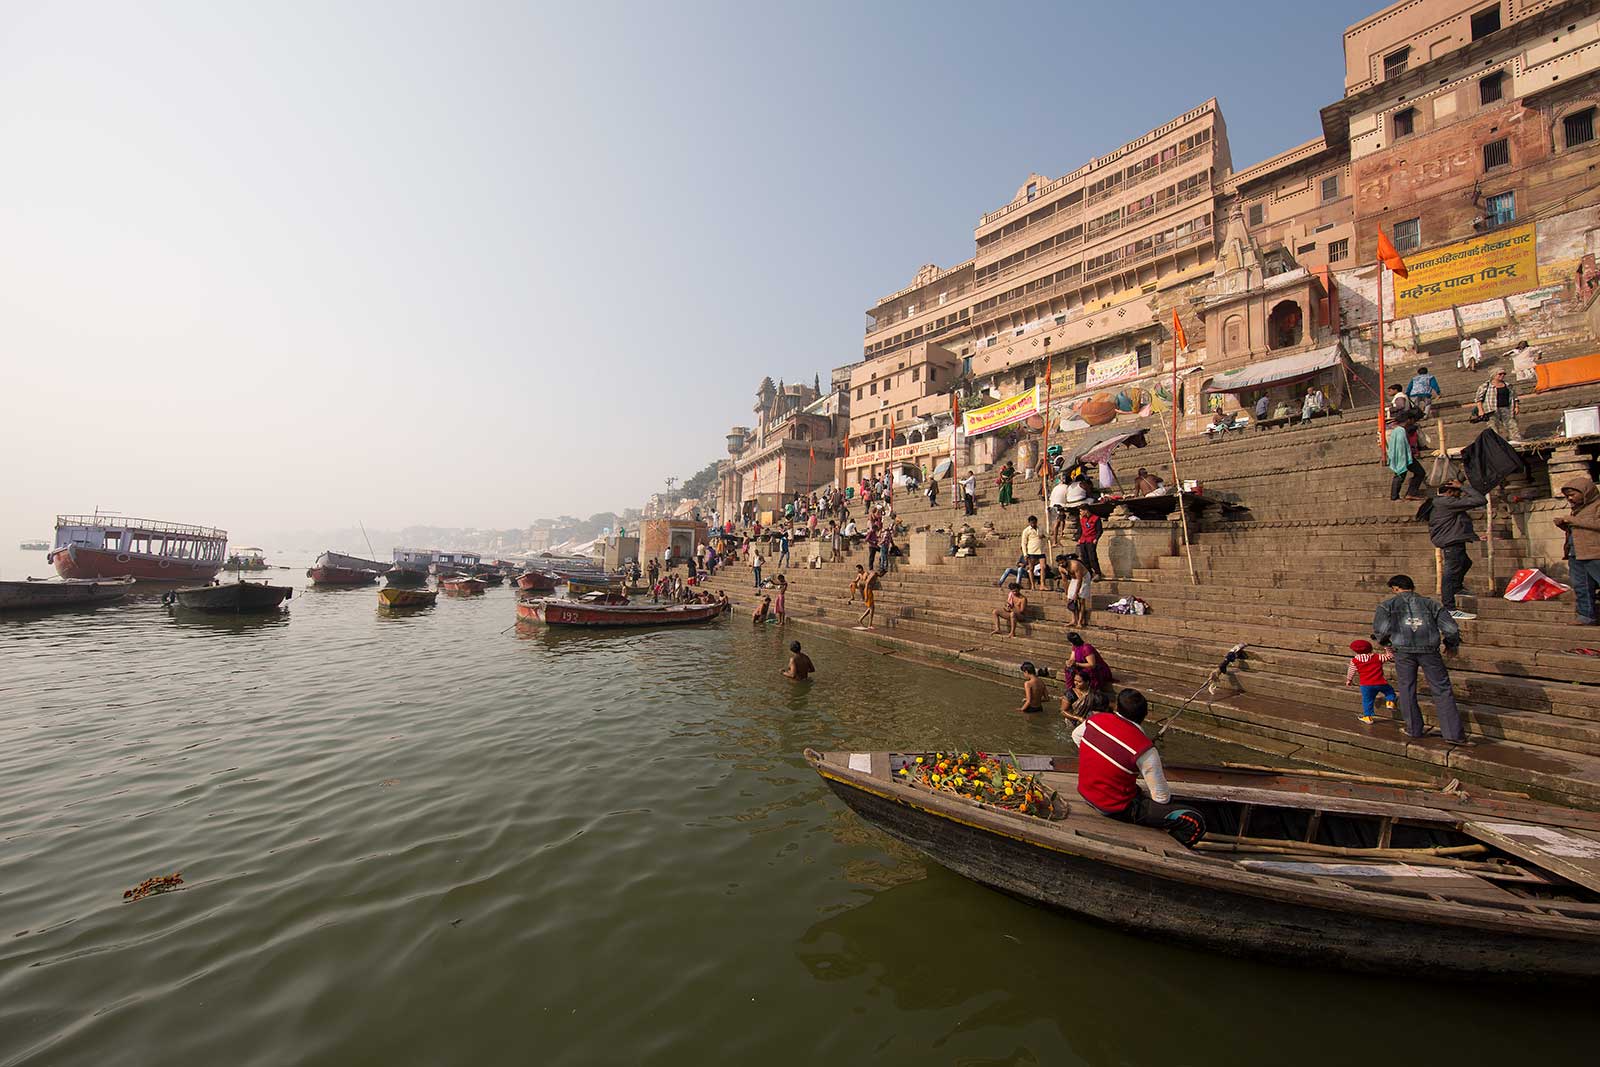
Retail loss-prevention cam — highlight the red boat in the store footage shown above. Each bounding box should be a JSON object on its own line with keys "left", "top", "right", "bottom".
{"left": 516, "top": 569, "right": 560, "bottom": 592}
{"left": 440, "top": 575, "right": 487, "bottom": 595}
{"left": 49, "top": 513, "right": 227, "bottom": 582}
{"left": 516, "top": 598, "right": 722, "bottom": 627}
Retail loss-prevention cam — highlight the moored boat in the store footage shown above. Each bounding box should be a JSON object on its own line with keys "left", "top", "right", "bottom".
{"left": 308, "top": 550, "right": 385, "bottom": 586}
{"left": 806, "top": 749, "right": 1600, "bottom": 981}
{"left": 19, "top": 540, "right": 49, "bottom": 551}
{"left": 225, "top": 547, "right": 269, "bottom": 571}
{"left": 389, "top": 548, "right": 436, "bottom": 586}
{"left": 0, "top": 576, "right": 135, "bottom": 612}
{"left": 49, "top": 513, "right": 227, "bottom": 582}
{"left": 516, "top": 597, "right": 722, "bottom": 627}
{"left": 440, "top": 575, "right": 487, "bottom": 595}
{"left": 167, "top": 580, "right": 292, "bottom": 613}
{"left": 565, "top": 576, "right": 625, "bottom": 597}
{"left": 516, "top": 569, "right": 560, "bottom": 592}
{"left": 383, "top": 566, "right": 428, "bottom": 587}
{"left": 379, "top": 586, "right": 439, "bottom": 608}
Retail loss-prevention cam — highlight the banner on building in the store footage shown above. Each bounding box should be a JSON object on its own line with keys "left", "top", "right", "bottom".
{"left": 1393, "top": 223, "right": 1537, "bottom": 318}
{"left": 961, "top": 385, "right": 1041, "bottom": 437}
{"left": 1085, "top": 351, "right": 1140, "bottom": 390}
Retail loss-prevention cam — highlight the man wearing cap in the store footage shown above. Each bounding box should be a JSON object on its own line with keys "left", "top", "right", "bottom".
{"left": 1555, "top": 474, "right": 1600, "bottom": 626}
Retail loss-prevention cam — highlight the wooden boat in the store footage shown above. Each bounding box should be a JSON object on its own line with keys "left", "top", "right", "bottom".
{"left": 516, "top": 569, "right": 560, "bottom": 592}
{"left": 0, "top": 576, "right": 134, "bottom": 611}
{"left": 383, "top": 566, "right": 429, "bottom": 588}
{"left": 49, "top": 513, "right": 227, "bottom": 582}
{"left": 308, "top": 565, "right": 380, "bottom": 586}
{"left": 516, "top": 597, "right": 721, "bottom": 627}
{"left": 167, "top": 580, "right": 292, "bottom": 613}
{"left": 379, "top": 586, "right": 438, "bottom": 608}
{"left": 473, "top": 568, "right": 505, "bottom": 587}
{"left": 564, "top": 576, "right": 625, "bottom": 597}
{"left": 439, "top": 575, "right": 487, "bottom": 595}
{"left": 806, "top": 749, "right": 1600, "bottom": 981}
{"left": 224, "top": 547, "right": 269, "bottom": 571}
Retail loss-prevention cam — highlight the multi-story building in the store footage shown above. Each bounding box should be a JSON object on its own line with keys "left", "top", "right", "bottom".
{"left": 1327, "top": 0, "right": 1600, "bottom": 274}
{"left": 842, "top": 340, "right": 962, "bottom": 483}
{"left": 718, "top": 377, "right": 845, "bottom": 522}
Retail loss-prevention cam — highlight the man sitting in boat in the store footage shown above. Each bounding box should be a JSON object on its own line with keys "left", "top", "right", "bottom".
{"left": 1071, "top": 689, "right": 1206, "bottom": 847}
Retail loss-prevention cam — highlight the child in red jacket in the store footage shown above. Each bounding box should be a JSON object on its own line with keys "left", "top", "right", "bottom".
{"left": 1344, "top": 639, "right": 1396, "bottom": 724}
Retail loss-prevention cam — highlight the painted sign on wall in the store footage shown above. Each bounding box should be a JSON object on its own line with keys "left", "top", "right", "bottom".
{"left": 1393, "top": 223, "right": 1537, "bottom": 317}
{"left": 1084, "top": 351, "right": 1140, "bottom": 390}
{"left": 962, "top": 385, "right": 1041, "bottom": 437}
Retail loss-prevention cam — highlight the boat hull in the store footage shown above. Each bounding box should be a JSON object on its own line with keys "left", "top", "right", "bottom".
{"left": 440, "top": 578, "right": 487, "bottom": 595}
{"left": 49, "top": 544, "right": 221, "bottom": 583}
{"left": 172, "top": 582, "right": 292, "bottom": 612}
{"left": 308, "top": 566, "right": 380, "bottom": 586}
{"left": 379, "top": 587, "right": 438, "bottom": 608}
{"left": 811, "top": 757, "right": 1600, "bottom": 982}
{"left": 384, "top": 568, "right": 429, "bottom": 588}
{"left": 0, "top": 577, "right": 134, "bottom": 611}
{"left": 516, "top": 571, "right": 560, "bottom": 592}
{"left": 516, "top": 599, "right": 721, "bottom": 628}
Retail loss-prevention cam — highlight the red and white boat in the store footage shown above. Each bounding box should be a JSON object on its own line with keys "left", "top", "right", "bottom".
{"left": 516, "top": 597, "right": 722, "bottom": 628}
{"left": 49, "top": 513, "right": 227, "bottom": 582}
{"left": 440, "top": 575, "right": 488, "bottom": 595}
{"left": 307, "top": 550, "right": 386, "bottom": 586}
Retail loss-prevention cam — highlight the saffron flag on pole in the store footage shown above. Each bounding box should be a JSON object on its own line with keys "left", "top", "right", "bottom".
{"left": 1377, "top": 231, "right": 1409, "bottom": 278}
{"left": 1171, "top": 309, "right": 1188, "bottom": 352}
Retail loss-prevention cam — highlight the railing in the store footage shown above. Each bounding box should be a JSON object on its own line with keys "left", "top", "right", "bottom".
{"left": 1083, "top": 226, "right": 1212, "bottom": 282}
{"left": 1083, "top": 181, "right": 1214, "bottom": 243}
{"left": 866, "top": 285, "right": 973, "bottom": 336}
{"left": 55, "top": 514, "right": 227, "bottom": 540}
{"left": 1083, "top": 144, "right": 1209, "bottom": 207}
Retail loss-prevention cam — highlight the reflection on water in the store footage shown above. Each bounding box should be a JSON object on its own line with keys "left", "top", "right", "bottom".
{"left": 0, "top": 550, "right": 1591, "bottom": 1066}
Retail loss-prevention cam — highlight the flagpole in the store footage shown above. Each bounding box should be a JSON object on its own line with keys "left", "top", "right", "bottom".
{"left": 950, "top": 393, "right": 961, "bottom": 517}
{"left": 1377, "top": 250, "right": 1388, "bottom": 457}
{"left": 1041, "top": 337, "right": 1053, "bottom": 474}
{"left": 1167, "top": 313, "right": 1197, "bottom": 586}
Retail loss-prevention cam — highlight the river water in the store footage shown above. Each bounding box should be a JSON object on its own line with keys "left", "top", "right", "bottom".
{"left": 0, "top": 550, "right": 1590, "bottom": 1066}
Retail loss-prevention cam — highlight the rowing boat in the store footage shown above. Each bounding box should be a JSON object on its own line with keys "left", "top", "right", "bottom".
{"left": 439, "top": 575, "right": 487, "bottom": 595}
{"left": 516, "top": 598, "right": 721, "bottom": 627}
{"left": 806, "top": 749, "right": 1600, "bottom": 981}
{"left": 0, "top": 576, "right": 135, "bottom": 611}
{"left": 168, "top": 580, "right": 292, "bottom": 613}
{"left": 379, "top": 587, "right": 438, "bottom": 608}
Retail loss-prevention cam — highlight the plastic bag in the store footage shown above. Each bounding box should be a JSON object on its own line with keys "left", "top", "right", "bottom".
{"left": 1502, "top": 568, "right": 1571, "bottom": 602}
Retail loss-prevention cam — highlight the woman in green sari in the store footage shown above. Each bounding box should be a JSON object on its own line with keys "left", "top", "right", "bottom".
{"left": 998, "top": 461, "right": 1016, "bottom": 508}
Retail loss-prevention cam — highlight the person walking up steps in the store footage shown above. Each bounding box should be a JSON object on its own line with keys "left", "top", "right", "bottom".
{"left": 857, "top": 567, "right": 880, "bottom": 629}
{"left": 1344, "top": 639, "right": 1397, "bottom": 725}
{"left": 1372, "top": 574, "right": 1467, "bottom": 744}
{"left": 1429, "top": 478, "right": 1486, "bottom": 619}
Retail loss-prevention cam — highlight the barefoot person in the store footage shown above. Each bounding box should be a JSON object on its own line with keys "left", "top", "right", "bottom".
{"left": 782, "top": 641, "right": 815, "bottom": 680}
{"left": 991, "top": 582, "right": 1027, "bottom": 638}
{"left": 1063, "top": 554, "right": 1093, "bottom": 627}
{"left": 857, "top": 567, "right": 879, "bottom": 629}
{"left": 752, "top": 595, "right": 771, "bottom": 624}
{"left": 848, "top": 563, "right": 866, "bottom": 604}
{"left": 1018, "top": 662, "right": 1048, "bottom": 714}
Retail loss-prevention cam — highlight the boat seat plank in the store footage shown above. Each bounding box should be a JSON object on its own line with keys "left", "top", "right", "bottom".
{"left": 1463, "top": 821, "right": 1600, "bottom": 894}
{"left": 1235, "top": 859, "right": 1523, "bottom": 902}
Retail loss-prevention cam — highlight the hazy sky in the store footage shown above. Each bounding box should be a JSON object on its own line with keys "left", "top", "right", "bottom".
{"left": 0, "top": 0, "right": 1377, "bottom": 543}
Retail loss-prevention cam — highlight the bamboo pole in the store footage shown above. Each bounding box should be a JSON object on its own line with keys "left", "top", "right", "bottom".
{"left": 1214, "top": 762, "right": 1434, "bottom": 789}
{"left": 1486, "top": 488, "right": 1496, "bottom": 598}
{"left": 1155, "top": 412, "right": 1198, "bottom": 586}
{"left": 1204, "top": 834, "right": 1487, "bottom": 858}
{"left": 1435, "top": 413, "right": 1446, "bottom": 597}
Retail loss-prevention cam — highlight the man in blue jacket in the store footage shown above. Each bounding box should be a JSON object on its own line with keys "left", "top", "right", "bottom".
{"left": 1372, "top": 574, "right": 1467, "bottom": 744}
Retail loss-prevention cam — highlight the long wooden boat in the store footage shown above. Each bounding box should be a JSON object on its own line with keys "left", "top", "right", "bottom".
{"left": 168, "top": 580, "right": 292, "bottom": 613}
{"left": 383, "top": 566, "right": 428, "bottom": 588}
{"left": 379, "top": 586, "right": 438, "bottom": 608}
{"left": 0, "top": 576, "right": 135, "bottom": 611}
{"left": 516, "top": 598, "right": 721, "bottom": 628}
{"left": 49, "top": 513, "right": 227, "bottom": 582}
{"left": 564, "top": 576, "right": 625, "bottom": 597}
{"left": 806, "top": 749, "right": 1600, "bottom": 981}
{"left": 440, "top": 575, "right": 487, "bottom": 595}
{"left": 308, "top": 565, "right": 380, "bottom": 586}
{"left": 473, "top": 568, "right": 505, "bottom": 587}
{"left": 516, "top": 569, "right": 560, "bottom": 592}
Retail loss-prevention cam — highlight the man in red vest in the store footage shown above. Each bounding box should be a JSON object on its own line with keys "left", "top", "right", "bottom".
{"left": 1071, "top": 689, "right": 1205, "bottom": 847}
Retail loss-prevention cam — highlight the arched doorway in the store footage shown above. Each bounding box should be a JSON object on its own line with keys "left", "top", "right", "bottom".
{"left": 1268, "top": 300, "right": 1303, "bottom": 349}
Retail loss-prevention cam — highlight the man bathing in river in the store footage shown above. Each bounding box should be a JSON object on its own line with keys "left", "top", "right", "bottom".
{"left": 1017, "top": 662, "right": 1048, "bottom": 713}
{"left": 857, "top": 567, "right": 879, "bottom": 629}
{"left": 782, "top": 641, "right": 815, "bottom": 680}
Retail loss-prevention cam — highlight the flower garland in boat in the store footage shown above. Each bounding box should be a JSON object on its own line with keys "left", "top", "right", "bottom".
{"left": 899, "top": 751, "right": 1059, "bottom": 818}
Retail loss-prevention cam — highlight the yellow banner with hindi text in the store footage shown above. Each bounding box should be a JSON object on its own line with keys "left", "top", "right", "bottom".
{"left": 1393, "top": 223, "right": 1537, "bottom": 318}
{"left": 962, "top": 385, "right": 1041, "bottom": 437}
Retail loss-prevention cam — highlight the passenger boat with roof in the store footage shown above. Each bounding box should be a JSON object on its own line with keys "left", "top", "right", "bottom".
{"left": 48, "top": 513, "right": 228, "bottom": 582}
{"left": 806, "top": 749, "right": 1600, "bottom": 981}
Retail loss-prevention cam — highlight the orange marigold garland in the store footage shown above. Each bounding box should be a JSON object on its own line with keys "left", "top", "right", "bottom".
{"left": 898, "top": 751, "right": 1060, "bottom": 818}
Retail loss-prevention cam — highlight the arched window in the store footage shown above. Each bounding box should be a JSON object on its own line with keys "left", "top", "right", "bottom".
{"left": 1223, "top": 314, "right": 1244, "bottom": 355}
{"left": 1268, "top": 300, "right": 1303, "bottom": 350}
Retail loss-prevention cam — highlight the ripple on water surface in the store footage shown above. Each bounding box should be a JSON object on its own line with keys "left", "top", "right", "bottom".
{"left": 0, "top": 561, "right": 1592, "bottom": 1066}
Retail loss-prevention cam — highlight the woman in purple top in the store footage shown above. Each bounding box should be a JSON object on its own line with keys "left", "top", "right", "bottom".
{"left": 1067, "top": 631, "right": 1114, "bottom": 691}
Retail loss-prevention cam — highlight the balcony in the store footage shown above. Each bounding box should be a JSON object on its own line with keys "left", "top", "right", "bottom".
{"left": 1083, "top": 143, "right": 1210, "bottom": 207}
{"left": 866, "top": 285, "right": 973, "bottom": 336}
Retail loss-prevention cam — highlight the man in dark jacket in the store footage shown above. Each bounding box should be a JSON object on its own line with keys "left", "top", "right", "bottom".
{"left": 1428, "top": 479, "right": 1486, "bottom": 619}
{"left": 1556, "top": 474, "right": 1600, "bottom": 626}
{"left": 1372, "top": 574, "right": 1466, "bottom": 744}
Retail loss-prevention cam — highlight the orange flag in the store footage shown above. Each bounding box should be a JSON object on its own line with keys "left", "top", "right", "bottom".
{"left": 1172, "top": 309, "right": 1188, "bottom": 351}
{"left": 1377, "top": 230, "right": 1409, "bottom": 278}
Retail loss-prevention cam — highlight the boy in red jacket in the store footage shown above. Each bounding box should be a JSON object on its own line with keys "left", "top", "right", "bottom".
{"left": 1344, "top": 639, "right": 1396, "bottom": 724}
